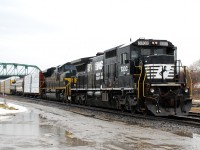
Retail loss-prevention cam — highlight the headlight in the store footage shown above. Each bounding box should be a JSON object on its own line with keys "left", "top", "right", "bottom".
{"left": 185, "top": 88, "right": 189, "bottom": 93}
{"left": 150, "top": 88, "right": 154, "bottom": 93}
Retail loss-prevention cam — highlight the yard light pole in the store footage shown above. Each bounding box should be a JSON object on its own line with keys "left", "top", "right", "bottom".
{"left": 3, "top": 92, "right": 6, "bottom": 104}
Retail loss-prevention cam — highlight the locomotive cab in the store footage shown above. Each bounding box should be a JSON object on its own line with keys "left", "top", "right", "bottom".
{"left": 131, "top": 39, "right": 192, "bottom": 116}
{"left": 42, "top": 63, "right": 77, "bottom": 101}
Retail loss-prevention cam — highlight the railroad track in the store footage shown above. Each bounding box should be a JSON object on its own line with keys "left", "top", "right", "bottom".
{"left": 192, "top": 103, "right": 200, "bottom": 107}
{"left": 189, "top": 112, "right": 200, "bottom": 118}
{"left": 167, "top": 115, "right": 200, "bottom": 128}
{"left": 5, "top": 95, "right": 200, "bottom": 128}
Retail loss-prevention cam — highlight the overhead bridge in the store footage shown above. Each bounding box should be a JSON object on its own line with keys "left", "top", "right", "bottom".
{"left": 0, "top": 63, "right": 40, "bottom": 79}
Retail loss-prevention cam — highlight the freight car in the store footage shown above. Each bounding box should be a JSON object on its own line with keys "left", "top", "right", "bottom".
{"left": 69, "top": 38, "right": 192, "bottom": 116}
{"left": 1, "top": 71, "right": 44, "bottom": 97}
{"left": 23, "top": 70, "right": 44, "bottom": 97}
{"left": 0, "top": 77, "right": 19, "bottom": 95}
{"left": 0, "top": 71, "right": 44, "bottom": 97}
{"left": 15, "top": 78, "right": 24, "bottom": 95}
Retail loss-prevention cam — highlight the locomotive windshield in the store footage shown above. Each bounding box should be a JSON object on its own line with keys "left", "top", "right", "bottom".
{"left": 131, "top": 47, "right": 174, "bottom": 60}
{"left": 140, "top": 47, "right": 174, "bottom": 56}
{"left": 130, "top": 46, "right": 176, "bottom": 66}
{"left": 64, "top": 65, "right": 77, "bottom": 77}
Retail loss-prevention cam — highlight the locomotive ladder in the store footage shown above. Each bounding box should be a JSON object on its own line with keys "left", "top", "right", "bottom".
{"left": 133, "top": 66, "right": 143, "bottom": 99}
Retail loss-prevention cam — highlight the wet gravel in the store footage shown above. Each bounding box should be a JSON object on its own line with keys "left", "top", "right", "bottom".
{"left": 5, "top": 97, "right": 200, "bottom": 136}
{"left": 61, "top": 107, "right": 200, "bottom": 138}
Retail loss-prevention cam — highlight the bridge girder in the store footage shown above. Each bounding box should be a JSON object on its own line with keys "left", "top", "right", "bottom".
{"left": 0, "top": 63, "right": 40, "bottom": 79}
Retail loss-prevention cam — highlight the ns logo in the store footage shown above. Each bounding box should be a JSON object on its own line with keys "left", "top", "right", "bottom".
{"left": 121, "top": 66, "right": 128, "bottom": 72}
{"left": 156, "top": 65, "right": 172, "bottom": 79}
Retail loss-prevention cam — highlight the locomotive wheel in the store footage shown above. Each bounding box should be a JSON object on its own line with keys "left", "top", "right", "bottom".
{"left": 62, "top": 97, "right": 68, "bottom": 103}
{"left": 142, "top": 109, "right": 148, "bottom": 115}
{"left": 76, "top": 95, "right": 81, "bottom": 104}
{"left": 121, "top": 106, "right": 126, "bottom": 112}
{"left": 126, "top": 95, "right": 137, "bottom": 113}
{"left": 80, "top": 95, "right": 86, "bottom": 105}
{"left": 142, "top": 106, "right": 149, "bottom": 115}
{"left": 125, "top": 102, "right": 129, "bottom": 111}
{"left": 126, "top": 101, "right": 136, "bottom": 114}
{"left": 56, "top": 91, "right": 60, "bottom": 101}
{"left": 130, "top": 105, "right": 136, "bottom": 114}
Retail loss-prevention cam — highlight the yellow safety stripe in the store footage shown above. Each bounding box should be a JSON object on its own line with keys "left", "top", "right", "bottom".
{"left": 137, "top": 66, "right": 142, "bottom": 99}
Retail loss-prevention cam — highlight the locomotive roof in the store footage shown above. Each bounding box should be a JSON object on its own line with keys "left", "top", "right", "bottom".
{"left": 71, "top": 56, "right": 93, "bottom": 65}
{"left": 42, "top": 67, "right": 56, "bottom": 74}
{"left": 59, "top": 62, "right": 72, "bottom": 68}
{"left": 118, "top": 41, "right": 134, "bottom": 49}
{"left": 103, "top": 38, "right": 174, "bottom": 54}
{"left": 133, "top": 38, "right": 174, "bottom": 47}
{"left": 104, "top": 44, "right": 123, "bottom": 53}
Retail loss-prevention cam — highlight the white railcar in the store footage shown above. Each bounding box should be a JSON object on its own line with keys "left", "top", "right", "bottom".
{"left": 24, "top": 70, "right": 44, "bottom": 96}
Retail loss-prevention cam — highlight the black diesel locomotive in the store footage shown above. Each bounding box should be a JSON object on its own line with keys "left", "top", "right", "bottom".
{"left": 43, "top": 38, "right": 192, "bottom": 116}
{"left": 41, "top": 63, "right": 77, "bottom": 101}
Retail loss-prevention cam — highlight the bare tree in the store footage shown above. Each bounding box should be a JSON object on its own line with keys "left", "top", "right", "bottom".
{"left": 189, "top": 59, "right": 200, "bottom": 98}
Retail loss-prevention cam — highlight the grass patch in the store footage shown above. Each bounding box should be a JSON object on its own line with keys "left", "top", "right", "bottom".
{"left": 0, "top": 103, "right": 18, "bottom": 110}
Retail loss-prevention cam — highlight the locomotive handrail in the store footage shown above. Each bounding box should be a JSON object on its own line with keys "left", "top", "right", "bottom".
{"left": 142, "top": 65, "right": 148, "bottom": 98}
{"left": 142, "top": 72, "right": 157, "bottom": 101}
{"left": 179, "top": 66, "right": 192, "bottom": 97}
{"left": 142, "top": 67, "right": 153, "bottom": 96}
{"left": 143, "top": 72, "right": 147, "bottom": 97}
{"left": 186, "top": 67, "right": 193, "bottom": 97}
{"left": 64, "top": 77, "right": 77, "bottom": 98}
{"left": 134, "top": 66, "right": 142, "bottom": 99}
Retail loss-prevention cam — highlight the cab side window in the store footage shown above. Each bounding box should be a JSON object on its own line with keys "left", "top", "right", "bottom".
{"left": 121, "top": 53, "right": 128, "bottom": 64}
{"left": 131, "top": 50, "right": 138, "bottom": 59}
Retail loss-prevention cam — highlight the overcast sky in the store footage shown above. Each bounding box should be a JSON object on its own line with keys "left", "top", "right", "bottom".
{"left": 0, "top": 0, "right": 199, "bottom": 70}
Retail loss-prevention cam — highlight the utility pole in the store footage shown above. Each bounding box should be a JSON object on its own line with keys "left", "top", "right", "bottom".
{"left": 3, "top": 92, "right": 6, "bottom": 104}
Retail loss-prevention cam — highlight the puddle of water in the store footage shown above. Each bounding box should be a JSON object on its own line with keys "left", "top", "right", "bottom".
{"left": 0, "top": 109, "right": 93, "bottom": 149}
{"left": 0, "top": 123, "right": 40, "bottom": 136}
{"left": 190, "top": 133, "right": 200, "bottom": 149}
{"left": 1, "top": 105, "right": 200, "bottom": 149}
{"left": 0, "top": 111, "right": 40, "bottom": 136}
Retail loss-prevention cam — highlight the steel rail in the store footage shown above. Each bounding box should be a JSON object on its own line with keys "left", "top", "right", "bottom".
{"left": 5, "top": 95, "right": 200, "bottom": 128}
